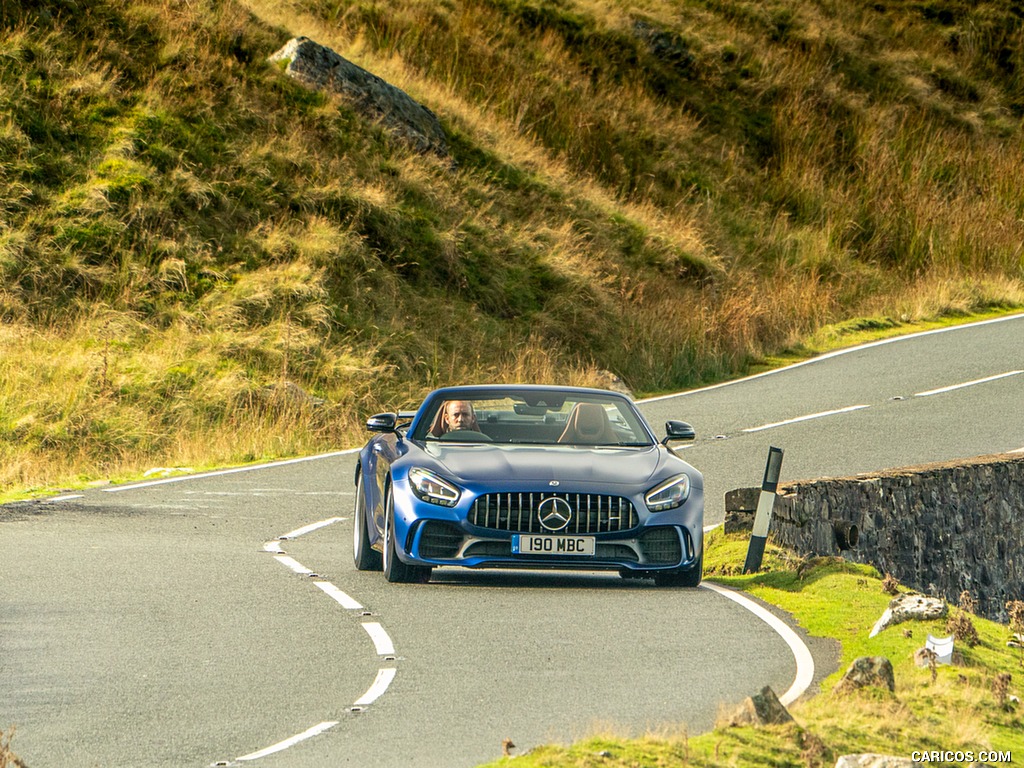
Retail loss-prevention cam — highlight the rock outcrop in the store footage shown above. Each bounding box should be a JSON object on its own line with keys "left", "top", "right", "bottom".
{"left": 270, "top": 37, "right": 449, "bottom": 158}
{"left": 834, "top": 656, "right": 895, "bottom": 695}
{"left": 869, "top": 593, "right": 947, "bottom": 637}
{"left": 722, "top": 685, "right": 794, "bottom": 727}
{"left": 835, "top": 755, "right": 922, "bottom": 768}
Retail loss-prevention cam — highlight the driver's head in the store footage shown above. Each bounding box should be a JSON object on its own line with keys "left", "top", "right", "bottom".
{"left": 443, "top": 400, "right": 476, "bottom": 432}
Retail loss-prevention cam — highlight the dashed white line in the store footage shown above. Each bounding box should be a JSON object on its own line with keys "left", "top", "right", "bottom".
{"left": 263, "top": 541, "right": 284, "bottom": 554}
{"left": 361, "top": 622, "right": 396, "bottom": 656}
{"left": 273, "top": 555, "right": 315, "bottom": 576}
{"left": 281, "top": 517, "right": 346, "bottom": 540}
{"left": 701, "top": 582, "right": 815, "bottom": 706}
{"left": 354, "top": 668, "right": 398, "bottom": 706}
{"left": 742, "top": 404, "right": 870, "bottom": 433}
{"left": 914, "top": 370, "right": 1023, "bottom": 397}
{"left": 235, "top": 721, "right": 338, "bottom": 762}
{"left": 314, "top": 581, "right": 364, "bottom": 610}
{"left": 47, "top": 494, "right": 83, "bottom": 502}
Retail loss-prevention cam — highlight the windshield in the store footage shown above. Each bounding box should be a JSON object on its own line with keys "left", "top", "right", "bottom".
{"left": 413, "top": 391, "right": 653, "bottom": 447}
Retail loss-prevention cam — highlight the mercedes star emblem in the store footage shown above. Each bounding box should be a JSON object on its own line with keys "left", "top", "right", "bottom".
{"left": 537, "top": 496, "right": 573, "bottom": 532}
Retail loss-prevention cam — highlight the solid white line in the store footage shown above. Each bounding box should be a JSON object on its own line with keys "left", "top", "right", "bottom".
{"left": 281, "top": 517, "right": 346, "bottom": 540}
{"left": 639, "top": 312, "right": 1024, "bottom": 403}
{"left": 742, "top": 405, "right": 869, "bottom": 433}
{"left": 914, "top": 370, "right": 1023, "bottom": 398}
{"left": 101, "top": 449, "right": 359, "bottom": 492}
{"left": 236, "top": 721, "right": 338, "bottom": 761}
{"left": 315, "top": 581, "right": 364, "bottom": 610}
{"left": 354, "top": 667, "right": 398, "bottom": 706}
{"left": 47, "top": 494, "right": 84, "bottom": 502}
{"left": 701, "top": 582, "right": 815, "bottom": 706}
{"left": 273, "top": 555, "right": 314, "bottom": 576}
{"left": 362, "top": 622, "right": 396, "bottom": 656}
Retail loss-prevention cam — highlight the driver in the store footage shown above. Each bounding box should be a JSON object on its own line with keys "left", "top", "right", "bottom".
{"left": 439, "top": 400, "right": 479, "bottom": 433}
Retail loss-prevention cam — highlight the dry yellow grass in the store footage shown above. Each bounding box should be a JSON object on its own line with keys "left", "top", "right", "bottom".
{"left": 1, "top": 0, "right": 1022, "bottom": 497}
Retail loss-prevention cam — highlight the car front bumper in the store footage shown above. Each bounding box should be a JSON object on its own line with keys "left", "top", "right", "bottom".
{"left": 391, "top": 481, "right": 704, "bottom": 573}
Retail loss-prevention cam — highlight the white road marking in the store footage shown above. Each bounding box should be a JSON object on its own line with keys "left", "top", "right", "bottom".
{"left": 236, "top": 721, "right": 338, "bottom": 762}
{"left": 701, "top": 582, "right": 815, "bottom": 706}
{"left": 101, "top": 448, "right": 359, "bottom": 492}
{"left": 742, "top": 405, "right": 869, "bottom": 433}
{"left": 640, "top": 312, "right": 1024, "bottom": 402}
{"left": 362, "top": 622, "right": 396, "bottom": 656}
{"left": 280, "top": 517, "right": 346, "bottom": 539}
{"left": 47, "top": 494, "right": 83, "bottom": 502}
{"left": 914, "top": 370, "right": 1023, "bottom": 397}
{"left": 314, "top": 581, "right": 364, "bottom": 610}
{"left": 273, "top": 555, "right": 314, "bottom": 576}
{"left": 263, "top": 541, "right": 284, "bottom": 554}
{"left": 1011, "top": 447, "right": 1024, "bottom": 454}
{"left": 354, "top": 668, "right": 398, "bottom": 706}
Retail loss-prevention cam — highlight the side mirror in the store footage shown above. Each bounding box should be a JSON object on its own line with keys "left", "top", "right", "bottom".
{"left": 662, "top": 420, "right": 695, "bottom": 444}
{"left": 366, "top": 412, "right": 399, "bottom": 433}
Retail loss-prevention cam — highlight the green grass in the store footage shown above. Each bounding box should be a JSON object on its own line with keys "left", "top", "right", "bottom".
{"left": 474, "top": 530, "right": 1024, "bottom": 767}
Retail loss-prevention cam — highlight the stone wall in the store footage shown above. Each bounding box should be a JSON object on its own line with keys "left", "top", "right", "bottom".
{"left": 728, "top": 453, "right": 1024, "bottom": 621}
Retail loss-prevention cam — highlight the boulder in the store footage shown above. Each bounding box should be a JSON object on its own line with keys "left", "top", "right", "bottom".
{"left": 835, "top": 755, "right": 922, "bottom": 768}
{"left": 722, "top": 685, "right": 794, "bottom": 727}
{"left": 870, "top": 593, "right": 947, "bottom": 637}
{"left": 269, "top": 37, "right": 449, "bottom": 158}
{"left": 834, "top": 656, "right": 895, "bottom": 694}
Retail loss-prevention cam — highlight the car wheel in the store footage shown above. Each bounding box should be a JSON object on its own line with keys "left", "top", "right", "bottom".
{"left": 382, "top": 484, "right": 432, "bottom": 584}
{"left": 353, "top": 472, "right": 382, "bottom": 572}
{"left": 653, "top": 550, "right": 703, "bottom": 588}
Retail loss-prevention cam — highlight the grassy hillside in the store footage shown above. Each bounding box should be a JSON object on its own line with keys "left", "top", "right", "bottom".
{"left": 1, "top": 0, "right": 1023, "bottom": 494}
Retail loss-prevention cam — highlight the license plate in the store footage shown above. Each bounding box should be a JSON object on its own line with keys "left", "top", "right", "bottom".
{"left": 512, "top": 534, "right": 595, "bottom": 556}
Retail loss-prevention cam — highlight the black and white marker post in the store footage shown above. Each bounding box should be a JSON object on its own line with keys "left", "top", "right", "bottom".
{"left": 743, "top": 445, "right": 785, "bottom": 574}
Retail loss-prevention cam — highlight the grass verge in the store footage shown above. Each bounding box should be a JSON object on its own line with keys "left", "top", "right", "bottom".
{"left": 475, "top": 529, "right": 1024, "bottom": 767}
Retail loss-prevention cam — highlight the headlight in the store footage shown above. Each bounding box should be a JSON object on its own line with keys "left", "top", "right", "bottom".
{"left": 408, "top": 468, "right": 461, "bottom": 507}
{"left": 645, "top": 475, "right": 690, "bottom": 512}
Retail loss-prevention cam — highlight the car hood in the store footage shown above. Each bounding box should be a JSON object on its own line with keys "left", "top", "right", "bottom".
{"left": 420, "top": 443, "right": 666, "bottom": 486}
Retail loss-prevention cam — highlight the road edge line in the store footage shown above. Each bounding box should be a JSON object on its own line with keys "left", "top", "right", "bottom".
{"left": 640, "top": 311, "right": 1024, "bottom": 403}
{"left": 102, "top": 449, "right": 360, "bottom": 492}
{"left": 700, "top": 581, "right": 815, "bottom": 706}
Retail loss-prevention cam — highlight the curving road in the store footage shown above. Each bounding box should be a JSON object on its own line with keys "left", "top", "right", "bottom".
{"left": 1, "top": 313, "right": 1021, "bottom": 767}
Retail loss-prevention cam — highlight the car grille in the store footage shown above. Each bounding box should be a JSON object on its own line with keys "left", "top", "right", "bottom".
{"left": 469, "top": 492, "right": 638, "bottom": 534}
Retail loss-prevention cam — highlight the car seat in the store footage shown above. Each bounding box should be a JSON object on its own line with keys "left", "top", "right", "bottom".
{"left": 557, "top": 403, "right": 618, "bottom": 445}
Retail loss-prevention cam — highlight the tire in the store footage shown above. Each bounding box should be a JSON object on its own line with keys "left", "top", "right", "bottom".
{"left": 382, "top": 484, "right": 432, "bottom": 584}
{"left": 654, "top": 549, "right": 703, "bottom": 588}
{"left": 353, "top": 472, "right": 382, "bottom": 572}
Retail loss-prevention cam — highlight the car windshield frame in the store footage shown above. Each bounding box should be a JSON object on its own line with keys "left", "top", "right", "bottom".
{"left": 410, "top": 387, "right": 655, "bottom": 447}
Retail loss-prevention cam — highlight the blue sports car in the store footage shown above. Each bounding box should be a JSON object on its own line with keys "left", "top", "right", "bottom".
{"left": 352, "top": 385, "right": 704, "bottom": 586}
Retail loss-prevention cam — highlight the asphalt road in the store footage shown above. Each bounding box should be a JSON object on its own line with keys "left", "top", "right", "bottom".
{"left": 2, "top": 313, "right": 1021, "bottom": 767}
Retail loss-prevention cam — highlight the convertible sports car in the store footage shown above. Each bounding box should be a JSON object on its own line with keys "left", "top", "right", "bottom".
{"left": 352, "top": 385, "right": 704, "bottom": 586}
